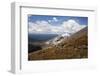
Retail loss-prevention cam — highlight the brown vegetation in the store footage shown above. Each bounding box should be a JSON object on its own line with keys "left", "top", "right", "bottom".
{"left": 28, "top": 27, "right": 88, "bottom": 60}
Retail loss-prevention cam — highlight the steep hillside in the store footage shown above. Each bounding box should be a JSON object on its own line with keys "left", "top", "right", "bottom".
{"left": 28, "top": 27, "right": 88, "bottom": 60}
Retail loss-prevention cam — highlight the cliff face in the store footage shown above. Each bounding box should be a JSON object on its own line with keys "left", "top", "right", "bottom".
{"left": 28, "top": 27, "right": 88, "bottom": 60}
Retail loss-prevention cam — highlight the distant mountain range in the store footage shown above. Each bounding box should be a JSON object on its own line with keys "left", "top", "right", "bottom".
{"left": 28, "top": 27, "right": 88, "bottom": 60}
{"left": 28, "top": 34, "right": 58, "bottom": 42}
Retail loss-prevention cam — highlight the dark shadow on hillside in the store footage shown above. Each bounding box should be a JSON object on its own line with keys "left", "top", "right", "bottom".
{"left": 28, "top": 44, "right": 42, "bottom": 53}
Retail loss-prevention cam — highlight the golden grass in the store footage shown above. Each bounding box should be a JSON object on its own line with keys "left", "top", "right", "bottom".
{"left": 28, "top": 28, "right": 88, "bottom": 60}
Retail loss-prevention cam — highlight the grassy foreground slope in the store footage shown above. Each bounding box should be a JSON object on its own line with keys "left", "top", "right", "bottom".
{"left": 28, "top": 27, "right": 88, "bottom": 60}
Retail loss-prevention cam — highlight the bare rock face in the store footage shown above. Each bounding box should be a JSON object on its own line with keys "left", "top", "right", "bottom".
{"left": 28, "top": 27, "right": 88, "bottom": 60}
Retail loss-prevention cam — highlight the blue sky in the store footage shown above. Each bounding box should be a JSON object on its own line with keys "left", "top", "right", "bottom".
{"left": 28, "top": 15, "right": 88, "bottom": 34}
{"left": 28, "top": 15, "right": 88, "bottom": 26}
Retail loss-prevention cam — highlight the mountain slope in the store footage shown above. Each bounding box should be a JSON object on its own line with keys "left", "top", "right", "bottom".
{"left": 28, "top": 27, "right": 88, "bottom": 60}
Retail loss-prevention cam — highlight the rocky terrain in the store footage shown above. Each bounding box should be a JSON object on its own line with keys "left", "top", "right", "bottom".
{"left": 28, "top": 27, "right": 88, "bottom": 60}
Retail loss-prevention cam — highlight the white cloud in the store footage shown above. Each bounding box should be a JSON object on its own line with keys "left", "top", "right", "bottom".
{"left": 62, "top": 19, "right": 86, "bottom": 34}
{"left": 28, "top": 21, "right": 52, "bottom": 34}
{"left": 48, "top": 17, "right": 58, "bottom": 23}
{"left": 53, "top": 17, "right": 58, "bottom": 22}
{"left": 28, "top": 19, "right": 86, "bottom": 34}
{"left": 48, "top": 20, "right": 52, "bottom": 23}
